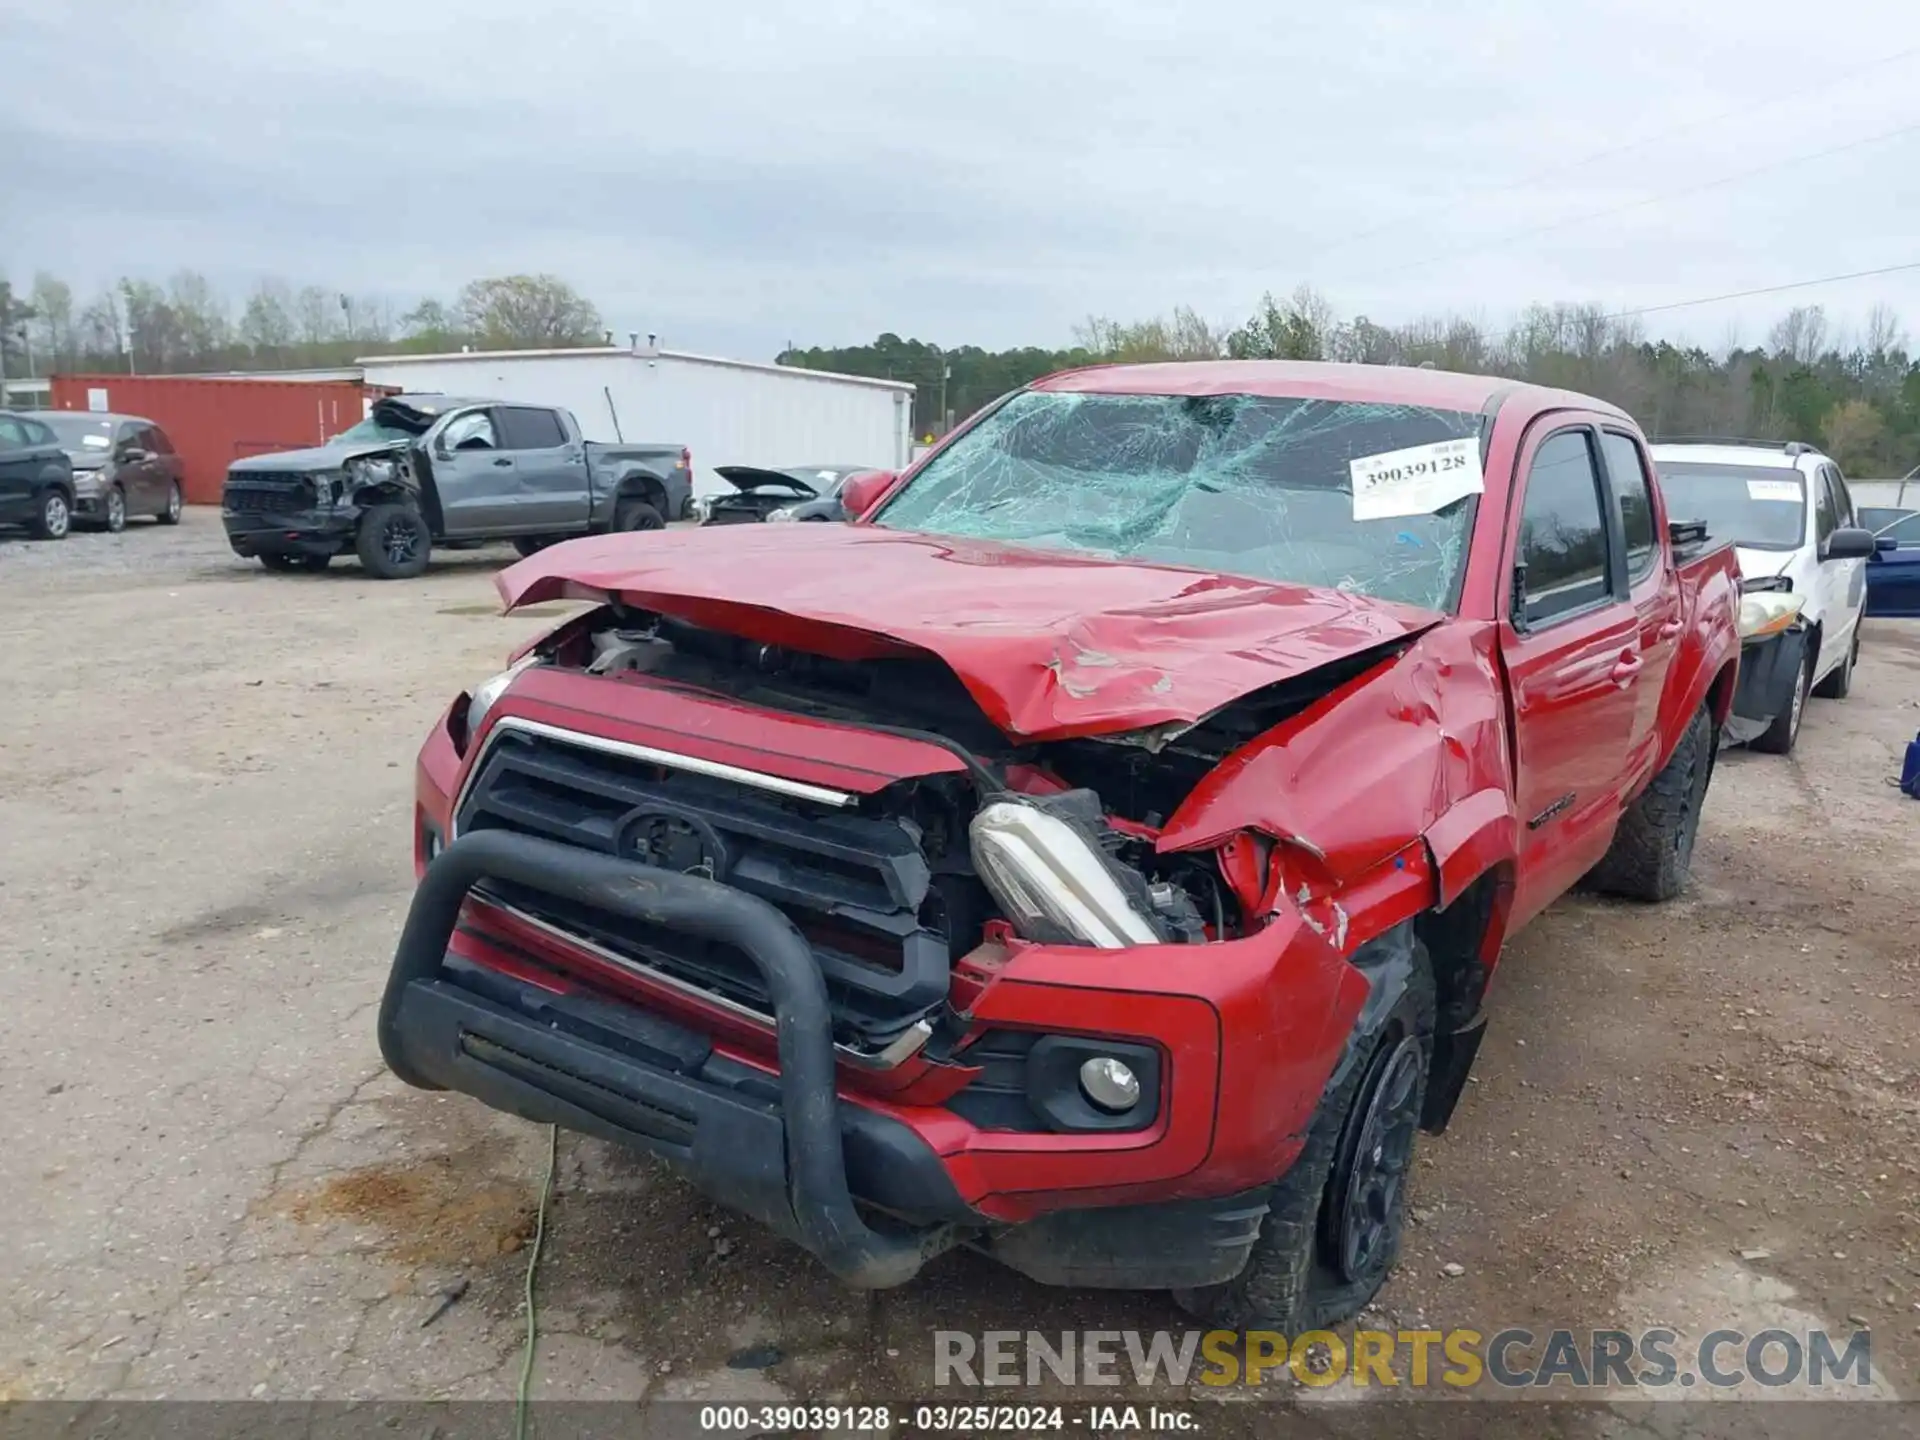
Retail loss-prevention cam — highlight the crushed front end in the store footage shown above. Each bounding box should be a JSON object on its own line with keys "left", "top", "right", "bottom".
{"left": 380, "top": 604, "right": 1438, "bottom": 1289}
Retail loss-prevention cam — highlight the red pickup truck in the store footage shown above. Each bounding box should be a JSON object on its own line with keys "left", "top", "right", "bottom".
{"left": 379, "top": 362, "right": 1740, "bottom": 1329}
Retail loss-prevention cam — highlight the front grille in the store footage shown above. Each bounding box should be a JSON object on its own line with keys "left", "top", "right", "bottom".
{"left": 224, "top": 476, "right": 311, "bottom": 513}
{"left": 456, "top": 725, "right": 955, "bottom": 1050}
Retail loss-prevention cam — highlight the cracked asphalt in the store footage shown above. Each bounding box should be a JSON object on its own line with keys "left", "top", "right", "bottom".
{"left": 2, "top": 512, "right": 1916, "bottom": 1434}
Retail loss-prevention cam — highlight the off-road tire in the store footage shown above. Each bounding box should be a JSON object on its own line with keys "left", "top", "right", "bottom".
{"left": 1751, "top": 649, "right": 1809, "bottom": 755}
{"left": 156, "top": 481, "right": 183, "bottom": 525}
{"left": 29, "top": 488, "right": 72, "bottom": 540}
{"left": 356, "top": 503, "right": 431, "bottom": 580}
{"left": 613, "top": 499, "right": 665, "bottom": 533}
{"left": 102, "top": 485, "right": 127, "bottom": 534}
{"left": 1176, "top": 929, "right": 1436, "bottom": 1332}
{"left": 1585, "top": 705, "right": 1715, "bottom": 902}
{"left": 1811, "top": 629, "right": 1857, "bottom": 700}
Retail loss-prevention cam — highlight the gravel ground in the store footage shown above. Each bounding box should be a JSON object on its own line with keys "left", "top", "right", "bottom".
{"left": 2, "top": 512, "right": 1916, "bottom": 1433}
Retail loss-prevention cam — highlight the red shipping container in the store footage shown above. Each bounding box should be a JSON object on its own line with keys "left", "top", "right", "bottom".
{"left": 45, "top": 374, "right": 390, "bottom": 505}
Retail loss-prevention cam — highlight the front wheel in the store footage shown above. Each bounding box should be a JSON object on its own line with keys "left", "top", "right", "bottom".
{"left": 1751, "top": 650, "right": 1809, "bottom": 755}
{"left": 1586, "top": 705, "right": 1714, "bottom": 901}
{"left": 156, "top": 481, "right": 183, "bottom": 525}
{"left": 1177, "top": 930, "right": 1435, "bottom": 1332}
{"left": 356, "top": 503, "right": 432, "bottom": 579}
{"left": 29, "top": 489, "right": 72, "bottom": 540}
{"left": 102, "top": 485, "right": 127, "bottom": 534}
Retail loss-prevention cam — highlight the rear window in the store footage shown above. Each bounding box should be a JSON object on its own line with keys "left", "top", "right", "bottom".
{"left": 496, "top": 407, "right": 568, "bottom": 449}
{"left": 1656, "top": 463, "right": 1805, "bottom": 551}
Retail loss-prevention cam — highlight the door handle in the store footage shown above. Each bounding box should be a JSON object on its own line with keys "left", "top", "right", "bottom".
{"left": 492, "top": 458, "right": 512, "bottom": 467}
{"left": 1656, "top": 619, "right": 1684, "bottom": 640}
{"left": 1610, "top": 650, "right": 1644, "bottom": 686}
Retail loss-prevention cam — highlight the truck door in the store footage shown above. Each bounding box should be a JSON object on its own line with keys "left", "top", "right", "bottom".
{"left": 1813, "top": 464, "right": 1865, "bottom": 667}
{"left": 494, "top": 406, "right": 590, "bottom": 531}
{"left": 1597, "top": 430, "right": 1679, "bottom": 793}
{"left": 1499, "top": 424, "right": 1644, "bottom": 931}
{"left": 430, "top": 409, "right": 517, "bottom": 535}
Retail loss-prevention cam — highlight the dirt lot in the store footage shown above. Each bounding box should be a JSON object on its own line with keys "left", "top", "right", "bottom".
{"left": 2, "top": 512, "right": 1917, "bottom": 1430}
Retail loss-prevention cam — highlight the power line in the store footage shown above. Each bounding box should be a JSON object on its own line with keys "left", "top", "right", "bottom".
{"left": 1603, "top": 260, "right": 1920, "bottom": 320}
{"left": 1290, "top": 43, "right": 1920, "bottom": 267}
{"left": 1345, "top": 117, "right": 1920, "bottom": 284}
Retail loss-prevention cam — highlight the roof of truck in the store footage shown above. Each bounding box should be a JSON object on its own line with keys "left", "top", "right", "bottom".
{"left": 1033, "top": 360, "right": 1629, "bottom": 419}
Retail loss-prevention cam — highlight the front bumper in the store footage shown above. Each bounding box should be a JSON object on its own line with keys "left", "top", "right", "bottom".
{"left": 381, "top": 829, "right": 968, "bottom": 1288}
{"left": 71, "top": 471, "right": 107, "bottom": 514}
{"left": 1726, "top": 624, "right": 1808, "bottom": 744}
{"left": 222, "top": 508, "right": 357, "bottom": 558}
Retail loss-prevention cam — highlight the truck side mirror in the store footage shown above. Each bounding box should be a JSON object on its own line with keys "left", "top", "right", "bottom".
{"left": 839, "top": 469, "right": 897, "bottom": 521}
{"left": 1822, "top": 527, "right": 1876, "bottom": 561}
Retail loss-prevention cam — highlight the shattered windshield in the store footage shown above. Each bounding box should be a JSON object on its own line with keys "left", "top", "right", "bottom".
{"left": 329, "top": 416, "right": 421, "bottom": 445}
{"left": 872, "top": 391, "right": 1484, "bottom": 610}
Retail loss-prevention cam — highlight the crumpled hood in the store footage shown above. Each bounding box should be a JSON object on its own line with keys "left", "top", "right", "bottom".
{"left": 229, "top": 440, "right": 404, "bottom": 475}
{"left": 497, "top": 525, "right": 1444, "bottom": 741}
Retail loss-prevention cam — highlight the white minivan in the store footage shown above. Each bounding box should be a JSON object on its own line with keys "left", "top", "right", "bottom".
{"left": 1650, "top": 440, "right": 1879, "bottom": 754}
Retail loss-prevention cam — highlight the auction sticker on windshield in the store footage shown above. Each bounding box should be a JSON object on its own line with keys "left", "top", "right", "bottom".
{"left": 1350, "top": 438, "right": 1484, "bottom": 520}
{"left": 1746, "top": 478, "right": 1803, "bottom": 502}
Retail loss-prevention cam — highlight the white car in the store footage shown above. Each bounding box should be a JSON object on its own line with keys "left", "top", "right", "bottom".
{"left": 1651, "top": 439, "right": 1879, "bottom": 754}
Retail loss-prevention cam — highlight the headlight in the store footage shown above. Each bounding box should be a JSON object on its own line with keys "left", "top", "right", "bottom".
{"left": 765, "top": 506, "right": 799, "bottom": 523}
{"left": 466, "top": 654, "right": 540, "bottom": 737}
{"left": 71, "top": 469, "right": 105, "bottom": 496}
{"left": 690, "top": 495, "right": 714, "bottom": 522}
{"left": 1737, "top": 591, "right": 1804, "bottom": 639}
{"left": 352, "top": 456, "right": 397, "bottom": 484}
{"left": 969, "top": 799, "right": 1160, "bottom": 948}
{"left": 309, "top": 474, "right": 337, "bottom": 508}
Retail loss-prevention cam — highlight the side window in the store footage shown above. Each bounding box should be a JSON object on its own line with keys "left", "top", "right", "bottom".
{"left": 22, "top": 420, "right": 57, "bottom": 445}
{"left": 1825, "top": 465, "right": 1854, "bottom": 526}
{"left": 1886, "top": 513, "right": 1920, "bottom": 546}
{"left": 1518, "top": 430, "right": 1614, "bottom": 627}
{"left": 441, "top": 411, "right": 498, "bottom": 451}
{"left": 495, "top": 407, "right": 567, "bottom": 450}
{"left": 1599, "top": 431, "right": 1658, "bottom": 581}
{"left": 0, "top": 418, "right": 30, "bottom": 448}
{"left": 116, "top": 423, "right": 143, "bottom": 457}
{"left": 148, "top": 426, "right": 176, "bottom": 456}
{"left": 1813, "top": 468, "right": 1838, "bottom": 543}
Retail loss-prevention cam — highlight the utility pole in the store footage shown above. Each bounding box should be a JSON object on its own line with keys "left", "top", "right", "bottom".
{"left": 339, "top": 293, "right": 354, "bottom": 343}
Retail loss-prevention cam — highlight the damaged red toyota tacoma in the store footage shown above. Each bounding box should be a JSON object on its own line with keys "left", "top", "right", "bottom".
{"left": 379, "top": 362, "right": 1740, "bottom": 1328}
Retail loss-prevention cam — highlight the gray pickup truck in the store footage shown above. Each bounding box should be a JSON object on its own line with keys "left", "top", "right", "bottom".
{"left": 221, "top": 394, "right": 692, "bottom": 578}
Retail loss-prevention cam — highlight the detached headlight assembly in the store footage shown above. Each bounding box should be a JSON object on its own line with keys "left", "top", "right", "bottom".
{"left": 1737, "top": 591, "right": 1804, "bottom": 639}
{"left": 465, "top": 654, "right": 540, "bottom": 738}
{"left": 969, "top": 799, "right": 1161, "bottom": 948}
{"left": 690, "top": 495, "right": 714, "bottom": 522}
{"left": 765, "top": 506, "right": 799, "bottom": 523}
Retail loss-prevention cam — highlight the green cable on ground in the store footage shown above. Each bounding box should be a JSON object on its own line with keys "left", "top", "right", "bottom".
{"left": 515, "top": 1123, "right": 559, "bottom": 1440}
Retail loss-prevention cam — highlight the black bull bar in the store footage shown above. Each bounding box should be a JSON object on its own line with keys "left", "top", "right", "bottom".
{"left": 378, "top": 829, "right": 957, "bottom": 1288}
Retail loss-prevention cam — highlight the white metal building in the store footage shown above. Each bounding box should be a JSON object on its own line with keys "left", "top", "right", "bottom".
{"left": 354, "top": 343, "right": 915, "bottom": 500}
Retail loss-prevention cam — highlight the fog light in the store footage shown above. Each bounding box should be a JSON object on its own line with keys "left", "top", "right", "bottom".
{"left": 1078, "top": 1057, "right": 1141, "bottom": 1113}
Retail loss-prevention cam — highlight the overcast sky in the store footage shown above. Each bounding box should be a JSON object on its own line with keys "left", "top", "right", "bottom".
{"left": 4, "top": 0, "right": 1917, "bottom": 360}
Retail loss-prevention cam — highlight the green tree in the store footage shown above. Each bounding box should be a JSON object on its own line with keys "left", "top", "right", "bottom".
{"left": 456, "top": 274, "right": 602, "bottom": 349}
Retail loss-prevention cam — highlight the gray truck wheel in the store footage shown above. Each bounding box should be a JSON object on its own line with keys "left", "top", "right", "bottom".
{"left": 30, "top": 488, "right": 72, "bottom": 540}
{"left": 356, "top": 503, "right": 431, "bottom": 579}
{"left": 613, "top": 499, "right": 664, "bottom": 533}
{"left": 1176, "top": 929, "right": 1435, "bottom": 1333}
{"left": 1585, "top": 705, "right": 1713, "bottom": 901}
{"left": 157, "top": 481, "right": 183, "bottom": 525}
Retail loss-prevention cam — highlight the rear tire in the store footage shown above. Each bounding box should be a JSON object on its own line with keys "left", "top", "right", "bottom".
{"left": 356, "top": 503, "right": 431, "bottom": 579}
{"left": 30, "top": 489, "right": 73, "bottom": 540}
{"left": 101, "top": 485, "right": 127, "bottom": 533}
{"left": 1586, "top": 705, "right": 1714, "bottom": 901}
{"left": 1176, "top": 929, "right": 1435, "bottom": 1332}
{"left": 1811, "top": 629, "right": 1857, "bottom": 699}
{"left": 156, "top": 481, "right": 183, "bottom": 525}
{"left": 1750, "top": 649, "right": 1809, "bottom": 755}
{"left": 613, "top": 499, "right": 665, "bottom": 533}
